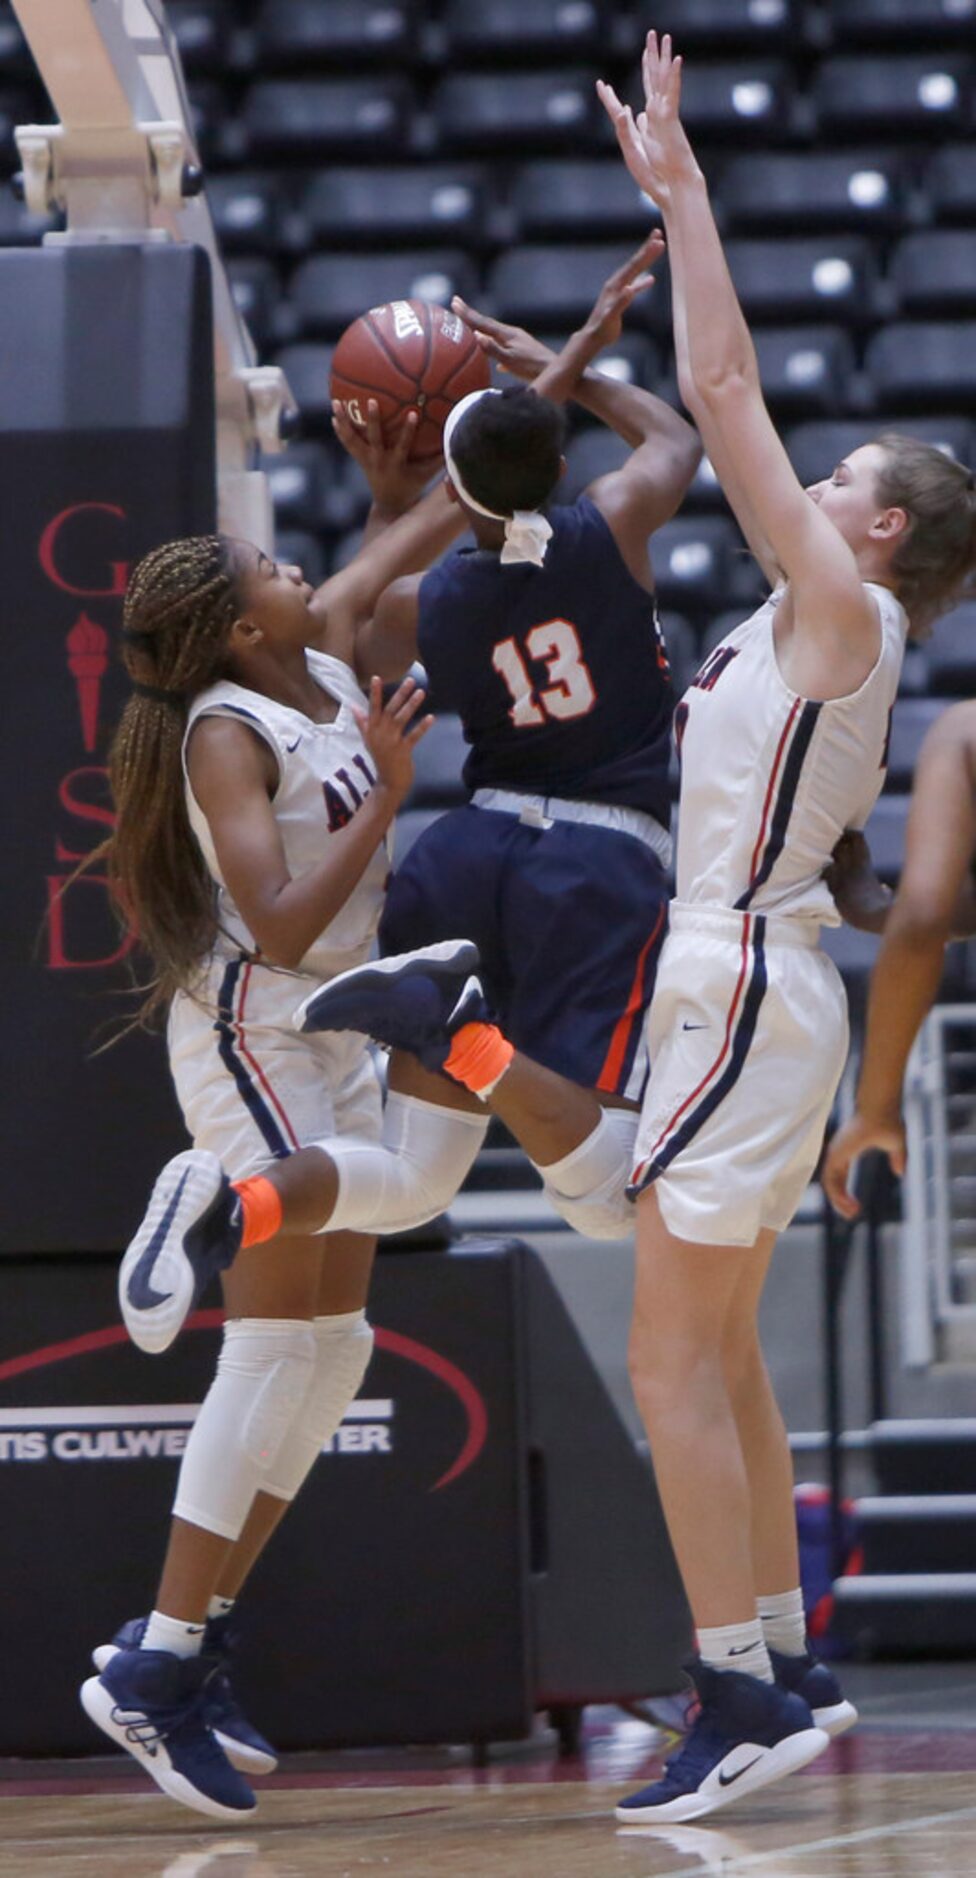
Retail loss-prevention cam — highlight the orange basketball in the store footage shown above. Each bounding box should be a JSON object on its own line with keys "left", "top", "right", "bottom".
{"left": 330, "top": 298, "right": 491, "bottom": 463}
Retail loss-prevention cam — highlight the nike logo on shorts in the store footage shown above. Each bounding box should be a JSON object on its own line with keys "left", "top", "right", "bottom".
{"left": 682, "top": 1020, "right": 709, "bottom": 1031}
{"left": 126, "top": 1172, "right": 190, "bottom": 1310}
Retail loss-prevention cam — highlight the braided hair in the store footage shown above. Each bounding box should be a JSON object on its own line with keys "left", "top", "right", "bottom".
{"left": 105, "top": 534, "right": 243, "bottom": 1023}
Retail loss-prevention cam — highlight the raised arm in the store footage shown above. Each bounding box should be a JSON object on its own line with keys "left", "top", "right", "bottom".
{"left": 453, "top": 235, "right": 701, "bottom": 585}
{"left": 599, "top": 35, "right": 880, "bottom": 689}
{"left": 307, "top": 402, "right": 465, "bottom": 667}
{"left": 822, "top": 705, "right": 976, "bottom": 1215}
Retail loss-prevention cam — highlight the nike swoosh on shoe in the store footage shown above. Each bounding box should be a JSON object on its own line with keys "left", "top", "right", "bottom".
{"left": 126, "top": 1171, "right": 191, "bottom": 1310}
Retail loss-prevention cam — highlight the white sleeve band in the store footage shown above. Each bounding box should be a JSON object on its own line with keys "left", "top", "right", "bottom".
{"left": 536, "top": 1108, "right": 637, "bottom": 1241}
{"left": 262, "top": 1309, "right": 375, "bottom": 1502}
{"left": 173, "top": 1317, "right": 317, "bottom": 1541}
{"left": 318, "top": 1092, "right": 489, "bottom": 1236}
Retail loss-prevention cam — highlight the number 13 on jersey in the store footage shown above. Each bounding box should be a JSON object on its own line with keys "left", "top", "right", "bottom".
{"left": 492, "top": 619, "right": 597, "bottom": 727}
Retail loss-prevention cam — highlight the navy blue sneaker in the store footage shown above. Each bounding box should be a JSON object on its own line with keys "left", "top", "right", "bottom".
{"left": 770, "top": 1646, "right": 858, "bottom": 1738}
{"left": 80, "top": 1647, "right": 257, "bottom": 1820}
{"left": 91, "top": 1616, "right": 277, "bottom": 1775}
{"left": 118, "top": 1150, "right": 242, "bottom": 1355}
{"left": 294, "top": 941, "right": 488, "bottom": 1070}
{"left": 615, "top": 1659, "right": 829, "bottom": 1825}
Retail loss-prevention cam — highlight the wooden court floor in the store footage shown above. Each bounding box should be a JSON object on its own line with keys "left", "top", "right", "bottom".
{"left": 3, "top": 1664, "right": 975, "bottom": 1877}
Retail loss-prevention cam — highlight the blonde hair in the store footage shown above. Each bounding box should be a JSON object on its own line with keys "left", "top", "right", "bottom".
{"left": 873, "top": 432, "right": 976, "bottom": 634}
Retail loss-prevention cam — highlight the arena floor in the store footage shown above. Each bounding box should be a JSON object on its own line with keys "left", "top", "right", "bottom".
{"left": 3, "top": 1662, "right": 974, "bottom": 1878}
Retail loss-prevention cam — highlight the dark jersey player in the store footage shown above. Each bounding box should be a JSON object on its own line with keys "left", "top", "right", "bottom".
{"left": 355, "top": 237, "right": 701, "bottom": 1232}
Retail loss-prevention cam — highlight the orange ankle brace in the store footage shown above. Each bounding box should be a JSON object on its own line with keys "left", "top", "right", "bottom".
{"left": 233, "top": 1175, "right": 283, "bottom": 1249}
{"left": 443, "top": 1021, "right": 515, "bottom": 1097}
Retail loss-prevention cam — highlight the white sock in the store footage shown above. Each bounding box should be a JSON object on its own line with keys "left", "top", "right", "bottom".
{"left": 758, "top": 1588, "right": 807, "bottom": 1658}
{"left": 141, "top": 1610, "right": 206, "bottom": 1658}
{"left": 207, "top": 1594, "right": 235, "bottom": 1621}
{"left": 698, "top": 1618, "right": 774, "bottom": 1683}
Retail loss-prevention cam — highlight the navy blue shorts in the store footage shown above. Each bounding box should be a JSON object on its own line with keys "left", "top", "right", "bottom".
{"left": 379, "top": 804, "right": 669, "bottom": 1099}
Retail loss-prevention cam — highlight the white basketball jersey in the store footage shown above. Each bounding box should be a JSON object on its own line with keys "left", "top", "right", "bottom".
{"left": 183, "top": 648, "right": 390, "bottom": 977}
{"left": 675, "top": 582, "right": 908, "bottom": 926}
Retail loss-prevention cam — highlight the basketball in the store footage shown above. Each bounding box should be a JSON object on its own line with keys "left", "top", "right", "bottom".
{"left": 330, "top": 298, "right": 491, "bottom": 463}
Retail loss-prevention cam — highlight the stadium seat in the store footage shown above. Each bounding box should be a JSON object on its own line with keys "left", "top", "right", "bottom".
{"left": 864, "top": 322, "right": 976, "bottom": 409}
{"left": 0, "top": 13, "right": 33, "bottom": 77}
{"left": 885, "top": 699, "right": 945, "bottom": 789}
{"left": 206, "top": 173, "right": 288, "bottom": 256}
{"left": 442, "top": 0, "right": 610, "bottom": 63}
{"left": 254, "top": 1, "right": 420, "bottom": 69}
{"left": 683, "top": 454, "right": 728, "bottom": 514}
{"left": 725, "top": 236, "right": 877, "bottom": 324}
{"left": 558, "top": 429, "right": 630, "bottom": 506}
{"left": 719, "top": 151, "right": 910, "bottom": 236}
{"left": 289, "top": 251, "right": 480, "bottom": 340}
{"left": 263, "top": 441, "right": 330, "bottom": 531}
{"left": 753, "top": 325, "right": 856, "bottom": 418}
{"left": 303, "top": 165, "right": 490, "bottom": 252}
{"left": 826, "top": 0, "right": 976, "bottom": 46}
{"left": 672, "top": 62, "right": 794, "bottom": 141}
{"left": 813, "top": 55, "right": 973, "bottom": 138}
{"left": 272, "top": 344, "right": 335, "bottom": 434}
{"left": 433, "top": 70, "right": 604, "bottom": 153}
{"left": 404, "top": 715, "right": 469, "bottom": 809}
{"left": 925, "top": 603, "right": 976, "bottom": 696}
{"left": 861, "top": 794, "right": 910, "bottom": 881}
{"left": 640, "top": 0, "right": 798, "bottom": 51}
{"left": 0, "top": 194, "right": 58, "bottom": 244}
{"left": 274, "top": 529, "right": 327, "bottom": 590}
{"left": 488, "top": 242, "right": 668, "bottom": 333}
{"left": 650, "top": 518, "right": 743, "bottom": 612}
{"left": 243, "top": 78, "right": 413, "bottom": 161}
{"left": 227, "top": 258, "right": 280, "bottom": 351}
{"left": 511, "top": 160, "right": 660, "bottom": 243}
{"left": 785, "top": 417, "right": 975, "bottom": 488}
{"left": 890, "top": 232, "right": 976, "bottom": 317}
{"left": 167, "top": 2, "right": 233, "bottom": 76}
{"left": 820, "top": 921, "right": 881, "bottom": 988}
{"left": 581, "top": 331, "right": 661, "bottom": 393}
{"left": 925, "top": 144, "right": 976, "bottom": 224}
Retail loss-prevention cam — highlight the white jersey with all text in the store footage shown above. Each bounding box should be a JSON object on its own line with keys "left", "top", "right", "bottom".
{"left": 674, "top": 582, "right": 908, "bottom": 927}
{"left": 183, "top": 648, "right": 389, "bottom": 979}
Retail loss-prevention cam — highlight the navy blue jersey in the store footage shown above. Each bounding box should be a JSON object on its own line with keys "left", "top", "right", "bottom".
{"left": 417, "top": 495, "right": 673, "bottom": 823}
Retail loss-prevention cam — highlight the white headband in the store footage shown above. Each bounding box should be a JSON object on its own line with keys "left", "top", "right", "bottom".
{"left": 443, "top": 387, "right": 554, "bottom": 568}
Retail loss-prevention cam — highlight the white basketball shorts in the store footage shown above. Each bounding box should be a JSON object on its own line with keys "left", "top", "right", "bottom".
{"left": 630, "top": 904, "right": 849, "bottom": 1247}
{"left": 167, "top": 951, "right": 382, "bottom": 1182}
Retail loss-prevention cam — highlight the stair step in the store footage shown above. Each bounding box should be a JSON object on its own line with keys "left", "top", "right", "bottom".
{"left": 833, "top": 1572, "right": 976, "bottom": 1654}
{"left": 871, "top": 1419, "right": 976, "bottom": 1495}
{"left": 855, "top": 1494, "right": 976, "bottom": 1573}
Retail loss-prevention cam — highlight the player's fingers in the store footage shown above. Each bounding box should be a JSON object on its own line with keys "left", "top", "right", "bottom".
{"left": 384, "top": 676, "right": 422, "bottom": 720}
{"left": 392, "top": 409, "right": 420, "bottom": 461}
{"left": 451, "top": 294, "right": 507, "bottom": 339}
{"left": 406, "top": 713, "right": 435, "bottom": 747}
{"left": 392, "top": 685, "right": 429, "bottom": 726}
{"left": 889, "top": 1142, "right": 907, "bottom": 1178}
{"left": 824, "top": 1159, "right": 860, "bottom": 1218}
{"left": 364, "top": 399, "right": 384, "bottom": 449}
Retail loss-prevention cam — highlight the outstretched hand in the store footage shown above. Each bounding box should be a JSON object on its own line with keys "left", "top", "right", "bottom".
{"left": 822, "top": 1111, "right": 907, "bottom": 1219}
{"left": 449, "top": 297, "right": 556, "bottom": 382}
{"left": 452, "top": 227, "right": 665, "bottom": 389}
{"left": 353, "top": 674, "right": 432, "bottom": 801}
{"left": 598, "top": 31, "right": 698, "bottom": 208}
{"left": 332, "top": 398, "right": 440, "bottom": 513}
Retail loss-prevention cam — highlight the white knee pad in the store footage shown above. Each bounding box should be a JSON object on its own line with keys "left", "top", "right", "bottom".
{"left": 537, "top": 1108, "right": 637, "bottom": 1241}
{"left": 173, "top": 1318, "right": 317, "bottom": 1541}
{"left": 319, "top": 1093, "right": 489, "bottom": 1235}
{"left": 263, "top": 1309, "right": 375, "bottom": 1502}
